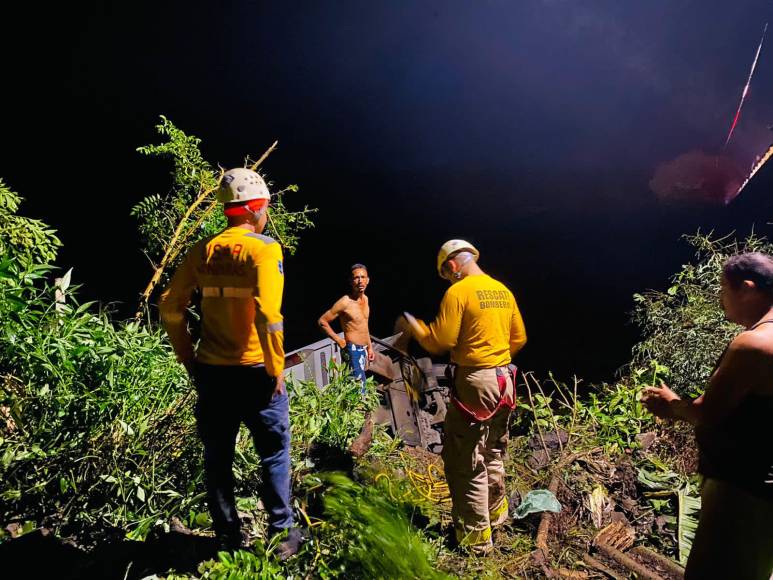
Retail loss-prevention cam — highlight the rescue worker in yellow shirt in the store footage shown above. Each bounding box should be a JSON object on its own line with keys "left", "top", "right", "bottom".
{"left": 400, "top": 239, "right": 527, "bottom": 555}
{"left": 159, "top": 168, "right": 300, "bottom": 558}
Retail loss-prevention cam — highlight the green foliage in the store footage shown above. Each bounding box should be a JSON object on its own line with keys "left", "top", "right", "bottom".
{"left": 311, "top": 473, "right": 449, "bottom": 579}
{"left": 0, "top": 256, "right": 203, "bottom": 532}
{"left": 0, "top": 179, "right": 61, "bottom": 266}
{"left": 0, "top": 183, "right": 207, "bottom": 534}
{"left": 676, "top": 484, "right": 701, "bottom": 565}
{"left": 186, "top": 473, "right": 447, "bottom": 580}
{"left": 519, "top": 368, "right": 655, "bottom": 454}
{"left": 365, "top": 422, "right": 403, "bottom": 459}
{"left": 137, "top": 115, "right": 217, "bottom": 194}
{"left": 631, "top": 231, "right": 773, "bottom": 395}
{"left": 519, "top": 391, "right": 561, "bottom": 432}
{"left": 0, "top": 256, "right": 372, "bottom": 544}
{"left": 132, "top": 116, "right": 316, "bottom": 292}
{"left": 8, "top": 166, "right": 753, "bottom": 576}
{"left": 288, "top": 364, "right": 378, "bottom": 468}
{"left": 0, "top": 182, "right": 371, "bottom": 540}
{"left": 636, "top": 457, "right": 701, "bottom": 565}
{"left": 132, "top": 116, "right": 222, "bottom": 266}
{"left": 0, "top": 270, "right": 379, "bottom": 537}
{"left": 198, "top": 548, "right": 284, "bottom": 579}
{"left": 0, "top": 162, "right": 442, "bottom": 579}
{"left": 264, "top": 183, "right": 316, "bottom": 255}
{"left": 578, "top": 361, "right": 662, "bottom": 451}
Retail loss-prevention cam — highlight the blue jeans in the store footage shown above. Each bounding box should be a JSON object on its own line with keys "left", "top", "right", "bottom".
{"left": 193, "top": 363, "right": 293, "bottom": 539}
{"left": 342, "top": 343, "right": 368, "bottom": 394}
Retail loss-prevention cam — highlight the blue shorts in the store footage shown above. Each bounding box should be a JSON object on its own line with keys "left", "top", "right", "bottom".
{"left": 342, "top": 342, "right": 368, "bottom": 393}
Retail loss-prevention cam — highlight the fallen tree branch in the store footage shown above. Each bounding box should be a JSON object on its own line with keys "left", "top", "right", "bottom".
{"left": 595, "top": 542, "right": 665, "bottom": 580}
{"left": 534, "top": 450, "right": 600, "bottom": 555}
{"left": 582, "top": 553, "right": 626, "bottom": 580}
{"left": 249, "top": 140, "right": 278, "bottom": 171}
{"left": 535, "top": 474, "right": 561, "bottom": 553}
{"left": 134, "top": 174, "right": 222, "bottom": 322}
{"left": 134, "top": 141, "right": 279, "bottom": 322}
{"left": 630, "top": 546, "right": 685, "bottom": 579}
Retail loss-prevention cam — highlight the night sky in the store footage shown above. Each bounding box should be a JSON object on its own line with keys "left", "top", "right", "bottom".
{"left": 3, "top": 1, "right": 773, "bottom": 382}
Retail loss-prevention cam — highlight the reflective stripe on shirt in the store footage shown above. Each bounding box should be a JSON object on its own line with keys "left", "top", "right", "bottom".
{"left": 266, "top": 321, "right": 284, "bottom": 333}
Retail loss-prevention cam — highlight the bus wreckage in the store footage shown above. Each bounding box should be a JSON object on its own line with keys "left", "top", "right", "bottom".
{"left": 283, "top": 333, "right": 449, "bottom": 454}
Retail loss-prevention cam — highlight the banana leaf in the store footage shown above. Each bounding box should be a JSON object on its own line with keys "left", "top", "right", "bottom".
{"left": 676, "top": 485, "right": 701, "bottom": 565}
{"left": 637, "top": 466, "right": 680, "bottom": 490}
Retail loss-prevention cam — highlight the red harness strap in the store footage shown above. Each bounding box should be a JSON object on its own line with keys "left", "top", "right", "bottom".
{"left": 449, "top": 364, "right": 517, "bottom": 423}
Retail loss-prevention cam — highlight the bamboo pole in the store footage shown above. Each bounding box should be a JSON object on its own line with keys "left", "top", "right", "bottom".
{"left": 133, "top": 176, "right": 221, "bottom": 322}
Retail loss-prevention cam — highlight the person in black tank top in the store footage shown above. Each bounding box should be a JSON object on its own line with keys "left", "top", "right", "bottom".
{"left": 641, "top": 252, "right": 773, "bottom": 579}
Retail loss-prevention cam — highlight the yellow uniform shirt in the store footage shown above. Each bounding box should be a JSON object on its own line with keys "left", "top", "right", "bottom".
{"left": 159, "top": 227, "right": 285, "bottom": 376}
{"left": 415, "top": 274, "right": 526, "bottom": 368}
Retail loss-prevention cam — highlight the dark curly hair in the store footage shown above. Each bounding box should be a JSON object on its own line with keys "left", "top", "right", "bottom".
{"left": 722, "top": 252, "right": 773, "bottom": 296}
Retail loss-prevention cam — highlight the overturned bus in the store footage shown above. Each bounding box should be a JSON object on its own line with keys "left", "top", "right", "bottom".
{"left": 283, "top": 334, "right": 450, "bottom": 453}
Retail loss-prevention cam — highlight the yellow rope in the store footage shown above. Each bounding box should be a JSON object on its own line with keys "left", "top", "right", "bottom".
{"left": 376, "top": 453, "right": 452, "bottom": 505}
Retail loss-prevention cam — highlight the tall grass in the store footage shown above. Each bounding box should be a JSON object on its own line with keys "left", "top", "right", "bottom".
{"left": 0, "top": 256, "right": 203, "bottom": 536}
{"left": 0, "top": 259, "right": 381, "bottom": 538}
{"left": 287, "top": 368, "right": 378, "bottom": 469}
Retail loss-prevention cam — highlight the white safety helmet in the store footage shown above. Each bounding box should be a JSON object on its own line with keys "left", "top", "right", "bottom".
{"left": 436, "top": 239, "right": 479, "bottom": 277}
{"left": 217, "top": 168, "right": 271, "bottom": 204}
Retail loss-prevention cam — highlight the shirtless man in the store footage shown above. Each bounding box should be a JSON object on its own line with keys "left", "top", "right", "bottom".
{"left": 318, "top": 264, "right": 375, "bottom": 391}
{"left": 641, "top": 252, "right": 773, "bottom": 578}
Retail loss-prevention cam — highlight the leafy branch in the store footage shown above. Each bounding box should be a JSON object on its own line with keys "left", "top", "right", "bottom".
{"left": 631, "top": 229, "right": 772, "bottom": 394}
{"left": 132, "top": 117, "right": 316, "bottom": 321}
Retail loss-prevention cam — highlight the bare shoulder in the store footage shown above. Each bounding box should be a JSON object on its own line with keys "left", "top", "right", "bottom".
{"left": 733, "top": 327, "right": 773, "bottom": 355}
{"left": 335, "top": 295, "right": 357, "bottom": 313}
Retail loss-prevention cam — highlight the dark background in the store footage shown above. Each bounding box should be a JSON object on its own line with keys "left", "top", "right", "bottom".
{"left": 2, "top": 1, "right": 772, "bottom": 382}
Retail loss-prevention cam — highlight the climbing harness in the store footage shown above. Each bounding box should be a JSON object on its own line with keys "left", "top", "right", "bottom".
{"left": 446, "top": 364, "right": 517, "bottom": 423}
